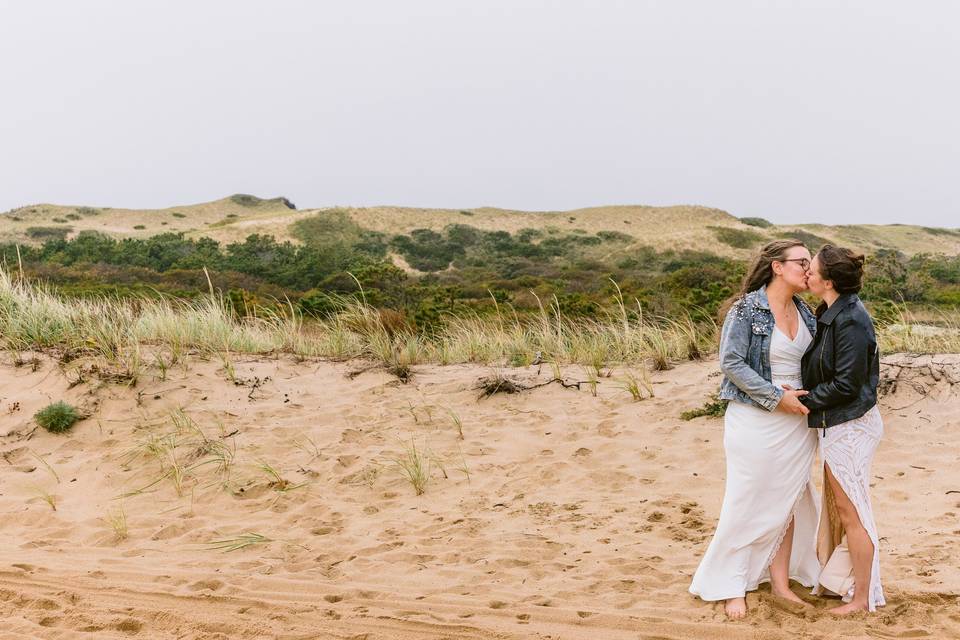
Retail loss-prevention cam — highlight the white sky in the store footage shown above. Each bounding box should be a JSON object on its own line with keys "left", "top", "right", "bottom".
{"left": 1, "top": 1, "right": 957, "bottom": 226}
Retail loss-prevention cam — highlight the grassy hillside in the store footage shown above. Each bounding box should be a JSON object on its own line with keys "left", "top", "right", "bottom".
{"left": 2, "top": 195, "right": 959, "bottom": 331}
{"left": 3, "top": 195, "right": 960, "bottom": 259}
{"left": 0, "top": 194, "right": 298, "bottom": 245}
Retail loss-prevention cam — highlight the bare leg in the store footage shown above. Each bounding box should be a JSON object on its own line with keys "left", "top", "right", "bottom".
{"left": 724, "top": 597, "right": 746, "bottom": 620}
{"left": 824, "top": 463, "right": 874, "bottom": 614}
{"left": 768, "top": 517, "right": 809, "bottom": 605}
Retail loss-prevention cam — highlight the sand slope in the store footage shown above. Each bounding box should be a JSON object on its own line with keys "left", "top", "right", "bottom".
{"left": 1, "top": 353, "right": 958, "bottom": 639}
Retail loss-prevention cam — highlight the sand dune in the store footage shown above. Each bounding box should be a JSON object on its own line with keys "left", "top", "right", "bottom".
{"left": 1, "top": 353, "right": 958, "bottom": 639}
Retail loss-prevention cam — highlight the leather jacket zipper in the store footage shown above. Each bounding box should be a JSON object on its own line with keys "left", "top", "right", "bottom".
{"left": 818, "top": 327, "right": 827, "bottom": 437}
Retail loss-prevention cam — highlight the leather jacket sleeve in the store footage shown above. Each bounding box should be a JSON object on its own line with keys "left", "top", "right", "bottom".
{"left": 719, "top": 304, "right": 784, "bottom": 412}
{"left": 801, "top": 315, "right": 871, "bottom": 411}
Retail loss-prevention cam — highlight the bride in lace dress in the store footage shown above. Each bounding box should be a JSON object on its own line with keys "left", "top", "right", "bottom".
{"left": 801, "top": 246, "right": 885, "bottom": 614}
{"left": 689, "top": 241, "right": 821, "bottom": 619}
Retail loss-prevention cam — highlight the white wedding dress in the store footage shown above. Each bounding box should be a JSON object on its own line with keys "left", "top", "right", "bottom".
{"left": 813, "top": 404, "right": 886, "bottom": 611}
{"left": 690, "top": 308, "right": 821, "bottom": 601}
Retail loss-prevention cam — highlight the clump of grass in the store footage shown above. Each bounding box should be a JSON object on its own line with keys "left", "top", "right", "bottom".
{"left": 293, "top": 435, "right": 321, "bottom": 462}
{"left": 171, "top": 212, "right": 186, "bottom": 218}
{"left": 76, "top": 207, "right": 101, "bottom": 216}
{"left": 133, "top": 224, "right": 146, "bottom": 230}
{"left": 619, "top": 369, "right": 654, "bottom": 401}
{"left": 205, "top": 532, "right": 272, "bottom": 552}
{"left": 35, "top": 401, "right": 81, "bottom": 433}
{"left": 257, "top": 460, "right": 307, "bottom": 493}
{"left": 390, "top": 438, "right": 432, "bottom": 495}
{"left": 583, "top": 366, "right": 599, "bottom": 397}
{"left": 31, "top": 486, "right": 58, "bottom": 511}
{"left": 105, "top": 504, "right": 129, "bottom": 541}
{"left": 681, "top": 394, "right": 728, "bottom": 420}
{"left": 446, "top": 408, "right": 464, "bottom": 439}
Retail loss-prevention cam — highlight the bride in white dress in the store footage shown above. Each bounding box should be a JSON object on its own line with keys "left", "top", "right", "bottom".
{"left": 689, "top": 241, "right": 821, "bottom": 619}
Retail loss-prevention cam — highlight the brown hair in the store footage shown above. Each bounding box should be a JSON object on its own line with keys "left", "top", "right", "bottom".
{"left": 816, "top": 244, "right": 865, "bottom": 295}
{"left": 718, "top": 239, "right": 806, "bottom": 321}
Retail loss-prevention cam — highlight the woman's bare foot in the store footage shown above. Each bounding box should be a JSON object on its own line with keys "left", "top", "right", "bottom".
{"left": 724, "top": 597, "right": 747, "bottom": 619}
{"left": 828, "top": 601, "right": 868, "bottom": 615}
{"left": 771, "top": 586, "right": 812, "bottom": 607}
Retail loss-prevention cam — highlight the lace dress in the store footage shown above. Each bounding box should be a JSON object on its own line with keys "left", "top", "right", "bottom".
{"left": 690, "top": 311, "right": 821, "bottom": 601}
{"left": 813, "top": 405, "right": 885, "bottom": 611}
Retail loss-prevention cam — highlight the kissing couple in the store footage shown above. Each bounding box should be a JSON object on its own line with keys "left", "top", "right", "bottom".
{"left": 689, "top": 240, "right": 884, "bottom": 618}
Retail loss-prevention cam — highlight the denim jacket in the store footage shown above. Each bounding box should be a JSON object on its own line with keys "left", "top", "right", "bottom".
{"left": 717, "top": 284, "right": 818, "bottom": 412}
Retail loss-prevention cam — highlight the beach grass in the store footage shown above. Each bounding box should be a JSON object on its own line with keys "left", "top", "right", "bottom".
{"left": 2, "top": 266, "right": 958, "bottom": 376}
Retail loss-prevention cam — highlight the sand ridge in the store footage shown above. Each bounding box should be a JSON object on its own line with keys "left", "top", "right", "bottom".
{"left": 1, "top": 353, "right": 958, "bottom": 638}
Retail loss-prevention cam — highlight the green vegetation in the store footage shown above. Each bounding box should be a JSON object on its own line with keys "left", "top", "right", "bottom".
{"left": 777, "top": 229, "right": 831, "bottom": 251}
{"left": 2, "top": 210, "right": 960, "bottom": 352}
{"left": 681, "top": 394, "right": 728, "bottom": 420}
{"left": 26, "top": 226, "right": 71, "bottom": 240}
{"left": 229, "top": 194, "right": 296, "bottom": 209}
{"left": 740, "top": 217, "right": 773, "bottom": 228}
{"left": 709, "top": 226, "right": 765, "bottom": 249}
{"left": 35, "top": 401, "right": 81, "bottom": 433}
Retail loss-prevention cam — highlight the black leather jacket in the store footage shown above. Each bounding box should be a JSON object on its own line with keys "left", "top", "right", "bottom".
{"left": 800, "top": 293, "right": 880, "bottom": 431}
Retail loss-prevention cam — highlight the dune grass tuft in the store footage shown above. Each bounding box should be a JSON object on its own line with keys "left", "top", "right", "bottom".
{"left": 34, "top": 401, "right": 81, "bottom": 433}
{"left": 390, "top": 438, "right": 433, "bottom": 495}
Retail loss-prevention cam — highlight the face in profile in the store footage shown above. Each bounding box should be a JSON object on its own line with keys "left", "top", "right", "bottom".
{"left": 774, "top": 246, "right": 812, "bottom": 291}
{"left": 805, "top": 254, "right": 831, "bottom": 297}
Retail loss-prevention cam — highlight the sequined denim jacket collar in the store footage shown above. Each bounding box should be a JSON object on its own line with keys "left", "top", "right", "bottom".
{"left": 746, "top": 284, "right": 817, "bottom": 336}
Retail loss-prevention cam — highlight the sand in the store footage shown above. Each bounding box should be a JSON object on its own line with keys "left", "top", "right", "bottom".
{"left": 1, "top": 352, "right": 958, "bottom": 639}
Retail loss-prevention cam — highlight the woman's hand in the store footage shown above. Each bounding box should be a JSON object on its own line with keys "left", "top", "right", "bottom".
{"left": 777, "top": 384, "right": 810, "bottom": 415}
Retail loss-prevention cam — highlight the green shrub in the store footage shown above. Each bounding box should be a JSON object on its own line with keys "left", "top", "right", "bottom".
{"left": 709, "top": 226, "right": 764, "bottom": 249}
{"left": 76, "top": 207, "right": 101, "bottom": 216}
{"left": 52, "top": 217, "right": 68, "bottom": 223}
{"left": 230, "top": 194, "right": 263, "bottom": 207}
{"left": 739, "top": 217, "right": 773, "bottom": 228}
{"left": 681, "top": 394, "right": 728, "bottom": 420}
{"left": 65, "top": 213, "right": 81, "bottom": 220}
{"left": 777, "top": 229, "right": 831, "bottom": 251}
{"left": 596, "top": 230, "right": 634, "bottom": 242}
{"left": 171, "top": 212, "right": 186, "bottom": 218}
{"left": 26, "top": 226, "right": 71, "bottom": 240}
{"left": 133, "top": 225, "right": 146, "bottom": 230}
{"left": 35, "top": 401, "right": 81, "bottom": 433}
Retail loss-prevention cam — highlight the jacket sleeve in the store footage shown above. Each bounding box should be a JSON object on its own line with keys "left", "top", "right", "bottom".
{"left": 801, "top": 315, "right": 870, "bottom": 411}
{"left": 719, "top": 304, "right": 784, "bottom": 412}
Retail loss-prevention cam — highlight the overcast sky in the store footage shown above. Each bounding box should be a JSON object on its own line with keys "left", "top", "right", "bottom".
{"left": 1, "top": 1, "right": 957, "bottom": 226}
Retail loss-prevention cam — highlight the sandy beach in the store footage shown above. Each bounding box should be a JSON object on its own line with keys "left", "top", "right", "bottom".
{"left": 1, "top": 352, "right": 958, "bottom": 639}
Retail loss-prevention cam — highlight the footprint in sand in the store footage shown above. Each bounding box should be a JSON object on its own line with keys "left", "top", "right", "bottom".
{"left": 188, "top": 579, "right": 224, "bottom": 592}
